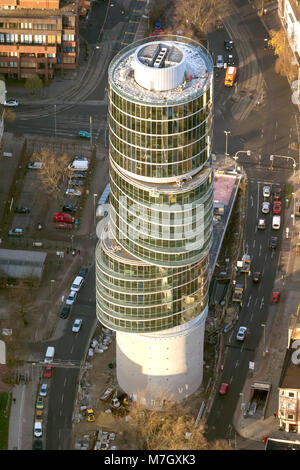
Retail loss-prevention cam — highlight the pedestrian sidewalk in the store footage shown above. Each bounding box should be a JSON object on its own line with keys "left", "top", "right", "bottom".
{"left": 234, "top": 174, "right": 300, "bottom": 444}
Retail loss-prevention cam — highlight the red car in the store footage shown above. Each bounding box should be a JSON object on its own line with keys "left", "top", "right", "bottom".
{"left": 218, "top": 383, "right": 229, "bottom": 395}
{"left": 43, "top": 365, "right": 53, "bottom": 378}
{"left": 54, "top": 223, "right": 73, "bottom": 230}
{"left": 273, "top": 202, "right": 282, "bottom": 214}
{"left": 53, "top": 212, "right": 75, "bottom": 223}
{"left": 272, "top": 292, "right": 280, "bottom": 303}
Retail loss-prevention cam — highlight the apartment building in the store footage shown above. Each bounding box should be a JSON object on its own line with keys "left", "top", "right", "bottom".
{"left": 0, "top": 0, "right": 79, "bottom": 82}
{"left": 278, "top": 306, "right": 300, "bottom": 433}
{"left": 278, "top": 0, "right": 300, "bottom": 60}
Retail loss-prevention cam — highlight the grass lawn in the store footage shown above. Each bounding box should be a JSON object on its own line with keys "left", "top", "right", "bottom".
{"left": 0, "top": 392, "right": 10, "bottom": 450}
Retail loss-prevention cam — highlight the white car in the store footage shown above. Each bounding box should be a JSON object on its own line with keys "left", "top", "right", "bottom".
{"left": 4, "top": 99, "right": 19, "bottom": 107}
{"left": 8, "top": 228, "right": 23, "bottom": 236}
{"left": 262, "top": 201, "right": 270, "bottom": 214}
{"left": 72, "top": 318, "right": 82, "bottom": 333}
{"left": 263, "top": 186, "right": 270, "bottom": 198}
{"left": 28, "top": 161, "right": 43, "bottom": 169}
{"left": 236, "top": 326, "right": 247, "bottom": 341}
{"left": 39, "top": 383, "right": 48, "bottom": 397}
{"left": 216, "top": 55, "right": 224, "bottom": 68}
{"left": 66, "top": 188, "right": 82, "bottom": 196}
{"left": 66, "top": 290, "right": 77, "bottom": 305}
{"left": 34, "top": 421, "right": 42, "bottom": 437}
{"left": 73, "top": 156, "right": 88, "bottom": 161}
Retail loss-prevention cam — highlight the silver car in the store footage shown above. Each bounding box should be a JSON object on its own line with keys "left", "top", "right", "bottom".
{"left": 236, "top": 326, "right": 247, "bottom": 341}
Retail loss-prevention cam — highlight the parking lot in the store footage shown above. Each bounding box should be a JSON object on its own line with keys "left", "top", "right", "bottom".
{"left": 6, "top": 137, "right": 97, "bottom": 248}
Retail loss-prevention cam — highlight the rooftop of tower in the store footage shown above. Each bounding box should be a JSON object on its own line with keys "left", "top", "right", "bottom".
{"left": 109, "top": 35, "right": 213, "bottom": 106}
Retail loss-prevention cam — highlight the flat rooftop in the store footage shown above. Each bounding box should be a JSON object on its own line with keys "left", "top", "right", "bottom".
{"left": 109, "top": 36, "right": 213, "bottom": 106}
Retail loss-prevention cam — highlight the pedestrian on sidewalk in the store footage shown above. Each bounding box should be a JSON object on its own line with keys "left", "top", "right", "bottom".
{"left": 13, "top": 398, "right": 16, "bottom": 404}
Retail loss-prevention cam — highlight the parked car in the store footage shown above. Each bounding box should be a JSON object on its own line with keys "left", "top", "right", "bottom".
{"left": 262, "top": 201, "right": 270, "bottom": 214}
{"left": 34, "top": 421, "right": 42, "bottom": 438}
{"left": 78, "top": 130, "right": 91, "bottom": 139}
{"left": 62, "top": 204, "right": 77, "bottom": 213}
{"left": 273, "top": 188, "right": 282, "bottom": 200}
{"left": 72, "top": 318, "right": 82, "bottom": 333}
{"left": 35, "top": 409, "right": 43, "bottom": 422}
{"left": 33, "top": 439, "right": 43, "bottom": 450}
{"left": 28, "top": 161, "right": 42, "bottom": 169}
{"left": 65, "top": 188, "right": 82, "bottom": 196}
{"left": 215, "top": 19, "right": 223, "bottom": 30}
{"left": 73, "top": 171, "right": 86, "bottom": 179}
{"left": 111, "top": 397, "right": 121, "bottom": 408}
{"left": 54, "top": 223, "right": 73, "bottom": 230}
{"left": 66, "top": 290, "right": 77, "bottom": 305}
{"left": 36, "top": 397, "right": 44, "bottom": 410}
{"left": 218, "top": 383, "right": 229, "bottom": 395}
{"left": 216, "top": 55, "right": 224, "bottom": 68}
{"left": 273, "top": 201, "right": 282, "bottom": 214}
{"left": 8, "top": 228, "right": 23, "bottom": 236}
{"left": 257, "top": 219, "right": 266, "bottom": 230}
{"left": 53, "top": 212, "right": 75, "bottom": 223}
{"left": 224, "top": 39, "right": 233, "bottom": 51}
{"left": 69, "top": 179, "right": 84, "bottom": 187}
{"left": 39, "top": 383, "right": 48, "bottom": 397}
{"left": 236, "top": 326, "right": 247, "bottom": 341}
{"left": 272, "top": 291, "right": 280, "bottom": 303}
{"left": 78, "top": 266, "right": 88, "bottom": 278}
{"left": 60, "top": 305, "right": 71, "bottom": 319}
{"left": 270, "top": 236, "right": 278, "bottom": 249}
{"left": 15, "top": 207, "right": 30, "bottom": 214}
{"left": 100, "top": 387, "right": 115, "bottom": 401}
{"left": 43, "top": 365, "right": 53, "bottom": 379}
{"left": 263, "top": 185, "right": 270, "bottom": 198}
{"left": 4, "top": 99, "right": 19, "bottom": 107}
{"left": 252, "top": 272, "right": 261, "bottom": 283}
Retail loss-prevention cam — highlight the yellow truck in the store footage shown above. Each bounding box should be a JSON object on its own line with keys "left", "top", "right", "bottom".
{"left": 224, "top": 66, "right": 237, "bottom": 87}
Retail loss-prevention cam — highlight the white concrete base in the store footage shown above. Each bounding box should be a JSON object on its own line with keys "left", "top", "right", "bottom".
{"left": 116, "top": 306, "right": 208, "bottom": 404}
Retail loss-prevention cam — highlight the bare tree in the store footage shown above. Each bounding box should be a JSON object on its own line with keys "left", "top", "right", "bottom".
{"left": 125, "top": 394, "right": 232, "bottom": 450}
{"left": 268, "top": 29, "right": 298, "bottom": 82}
{"left": 169, "top": 0, "right": 229, "bottom": 39}
{"left": 25, "top": 75, "right": 43, "bottom": 95}
{"left": 30, "top": 148, "right": 70, "bottom": 205}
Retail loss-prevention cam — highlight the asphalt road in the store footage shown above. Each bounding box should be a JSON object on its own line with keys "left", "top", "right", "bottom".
{"left": 44, "top": 263, "right": 97, "bottom": 450}
{"left": 206, "top": 0, "right": 298, "bottom": 443}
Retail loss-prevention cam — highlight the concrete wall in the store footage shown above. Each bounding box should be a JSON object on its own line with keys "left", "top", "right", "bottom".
{"left": 116, "top": 306, "right": 208, "bottom": 403}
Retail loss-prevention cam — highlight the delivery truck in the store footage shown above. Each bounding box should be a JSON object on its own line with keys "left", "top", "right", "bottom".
{"left": 224, "top": 66, "right": 237, "bottom": 87}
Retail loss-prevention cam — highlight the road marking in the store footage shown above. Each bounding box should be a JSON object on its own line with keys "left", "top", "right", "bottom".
{"left": 64, "top": 377, "right": 67, "bottom": 387}
{"left": 250, "top": 312, "right": 254, "bottom": 322}
{"left": 229, "top": 376, "right": 233, "bottom": 384}
{"left": 235, "top": 359, "right": 239, "bottom": 368}
{"left": 250, "top": 195, "right": 253, "bottom": 207}
{"left": 254, "top": 298, "right": 258, "bottom": 306}
{"left": 253, "top": 239, "right": 256, "bottom": 248}
{"left": 247, "top": 295, "right": 252, "bottom": 307}
{"left": 260, "top": 297, "right": 264, "bottom": 309}
{"left": 70, "top": 344, "right": 74, "bottom": 354}
{"left": 259, "top": 244, "right": 262, "bottom": 257}
{"left": 61, "top": 394, "right": 64, "bottom": 404}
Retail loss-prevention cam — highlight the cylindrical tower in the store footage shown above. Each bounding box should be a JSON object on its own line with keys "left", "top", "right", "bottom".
{"left": 95, "top": 36, "right": 214, "bottom": 402}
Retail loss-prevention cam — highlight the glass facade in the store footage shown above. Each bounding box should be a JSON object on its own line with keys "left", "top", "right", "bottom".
{"left": 96, "top": 36, "right": 214, "bottom": 334}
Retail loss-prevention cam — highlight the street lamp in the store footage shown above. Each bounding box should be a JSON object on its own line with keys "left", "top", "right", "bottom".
{"left": 54, "top": 104, "right": 57, "bottom": 138}
{"left": 70, "top": 235, "right": 74, "bottom": 250}
{"left": 50, "top": 279, "right": 55, "bottom": 295}
{"left": 89, "top": 115, "right": 93, "bottom": 148}
{"left": 270, "top": 154, "right": 297, "bottom": 175}
{"left": 93, "top": 193, "right": 98, "bottom": 226}
{"left": 233, "top": 150, "right": 251, "bottom": 173}
{"left": 261, "top": 323, "right": 266, "bottom": 356}
{"left": 224, "top": 130, "right": 230, "bottom": 164}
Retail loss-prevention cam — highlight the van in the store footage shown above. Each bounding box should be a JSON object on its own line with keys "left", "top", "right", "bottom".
{"left": 44, "top": 346, "right": 55, "bottom": 363}
{"left": 224, "top": 66, "right": 237, "bottom": 87}
{"left": 71, "top": 275, "right": 84, "bottom": 292}
{"left": 272, "top": 215, "right": 281, "bottom": 230}
{"left": 68, "top": 160, "right": 89, "bottom": 171}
